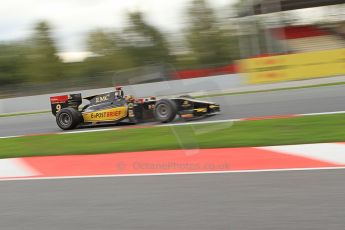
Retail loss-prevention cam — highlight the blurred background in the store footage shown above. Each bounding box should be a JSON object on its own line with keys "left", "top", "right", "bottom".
{"left": 0, "top": 0, "right": 345, "bottom": 97}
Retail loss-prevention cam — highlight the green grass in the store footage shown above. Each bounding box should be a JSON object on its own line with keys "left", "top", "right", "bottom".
{"left": 1, "top": 113, "right": 345, "bottom": 159}
{"left": 196, "top": 81, "right": 345, "bottom": 98}
{"left": 0, "top": 110, "right": 50, "bottom": 118}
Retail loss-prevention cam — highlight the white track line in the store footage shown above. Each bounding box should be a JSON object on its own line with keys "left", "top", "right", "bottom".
{"left": 1, "top": 166, "right": 345, "bottom": 182}
{"left": 1, "top": 110, "right": 345, "bottom": 139}
{"left": 300, "top": 111, "right": 345, "bottom": 116}
{"left": 160, "top": 119, "right": 240, "bottom": 127}
{"left": 0, "top": 135, "right": 22, "bottom": 139}
{"left": 59, "top": 128, "right": 119, "bottom": 135}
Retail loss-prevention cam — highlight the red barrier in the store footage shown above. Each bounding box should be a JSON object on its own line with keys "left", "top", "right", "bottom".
{"left": 173, "top": 64, "right": 238, "bottom": 79}
{"left": 271, "top": 25, "right": 329, "bottom": 40}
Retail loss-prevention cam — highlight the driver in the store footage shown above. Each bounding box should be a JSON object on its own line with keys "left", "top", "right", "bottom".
{"left": 114, "top": 86, "right": 124, "bottom": 99}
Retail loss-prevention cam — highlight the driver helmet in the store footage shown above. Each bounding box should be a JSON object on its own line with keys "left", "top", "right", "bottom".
{"left": 115, "top": 86, "right": 124, "bottom": 98}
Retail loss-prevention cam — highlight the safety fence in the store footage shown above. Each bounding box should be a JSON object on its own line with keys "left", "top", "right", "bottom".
{"left": 239, "top": 48, "right": 345, "bottom": 84}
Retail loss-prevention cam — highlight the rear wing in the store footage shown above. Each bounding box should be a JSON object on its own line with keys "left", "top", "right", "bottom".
{"left": 50, "top": 94, "right": 82, "bottom": 116}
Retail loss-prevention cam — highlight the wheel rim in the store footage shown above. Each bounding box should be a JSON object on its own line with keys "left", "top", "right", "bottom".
{"left": 156, "top": 104, "right": 170, "bottom": 118}
{"left": 59, "top": 113, "right": 72, "bottom": 127}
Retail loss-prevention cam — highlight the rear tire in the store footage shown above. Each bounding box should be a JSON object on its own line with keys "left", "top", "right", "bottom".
{"left": 56, "top": 108, "right": 82, "bottom": 130}
{"left": 154, "top": 99, "right": 177, "bottom": 123}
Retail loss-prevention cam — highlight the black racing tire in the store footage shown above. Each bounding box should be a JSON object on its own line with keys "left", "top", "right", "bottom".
{"left": 56, "top": 108, "right": 82, "bottom": 130}
{"left": 154, "top": 99, "right": 178, "bottom": 123}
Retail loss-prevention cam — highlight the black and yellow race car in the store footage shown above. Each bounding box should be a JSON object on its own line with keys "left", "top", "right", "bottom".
{"left": 50, "top": 87, "right": 220, "bottom": 130}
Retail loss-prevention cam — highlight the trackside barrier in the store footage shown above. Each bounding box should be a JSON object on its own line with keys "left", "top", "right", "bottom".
{"left": 240, "top": 48, "right": 345, "bottom": 84}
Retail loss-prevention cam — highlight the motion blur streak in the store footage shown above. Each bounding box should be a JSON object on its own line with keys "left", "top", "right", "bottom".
{"left": 1, "top": 0, "right": 345, "bottom": 229}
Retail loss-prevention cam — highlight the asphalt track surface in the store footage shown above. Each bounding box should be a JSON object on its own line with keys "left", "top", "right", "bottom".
{"left": 1, "top": 169, "right": 345, "bottom": 230}
{"left": 1, "top": 84, "right": 345, "bottom": 137}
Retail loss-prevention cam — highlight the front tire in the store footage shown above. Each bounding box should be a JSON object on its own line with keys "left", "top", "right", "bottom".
{"left": 56, "top": 108, "right": 82, "bottom": 130}
{"left": 154, "top": 99, "right": 177, "bottom": 123}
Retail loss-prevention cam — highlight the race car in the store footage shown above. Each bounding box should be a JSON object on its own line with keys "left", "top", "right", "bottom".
{"left": 50, "top": 87, "right": 220, "bottom": 130}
